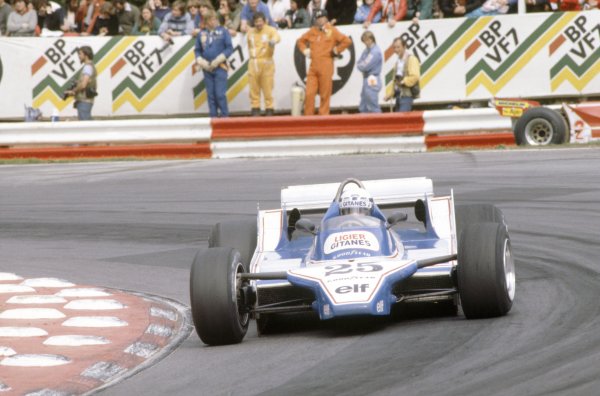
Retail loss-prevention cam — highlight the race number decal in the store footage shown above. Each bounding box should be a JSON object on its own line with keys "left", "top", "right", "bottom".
{"left": 288, "top": 259, "right": 417, "bottom": 305}
{"left": 324, "top": 231, "right": 380, "bottom": 254}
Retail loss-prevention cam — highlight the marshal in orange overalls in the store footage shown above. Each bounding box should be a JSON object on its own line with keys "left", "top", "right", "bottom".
{"left": 296, "top": 23, "right": 351, "bottom": 115}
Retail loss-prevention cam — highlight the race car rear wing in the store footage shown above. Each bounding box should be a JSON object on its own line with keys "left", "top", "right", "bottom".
{"left": 281, "top": 177, "right": 433, "bottom": 213}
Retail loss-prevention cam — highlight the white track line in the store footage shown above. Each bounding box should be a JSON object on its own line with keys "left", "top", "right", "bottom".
{"left": 21, "top": 278, "right": 75, "bottom": 288}
{"left": 1, "top": 354, "right": 71, "bottom": 367}
{"left": 0, "top": 308, "right": 65, "bottom": 320}
{"left": 0, "top": 347, "right": 16, "bottom": 356}
{"left": 0, "top": 273, "right": 22, "bottom": 281}
{"left": 0, "top": 285, "right": 36, "bottom": 294}
{"left": 62, "top": 317, "right": 128, "bottom": 328}
{"left": 7, "top": 295, "right": 67, "bottom": 304}
{"left": 64, "top": 299, "right": 125, "bottom": 310}
{"left": 0, "top": 327, "right": 48, "bottom": 337}
{"left": 44, "top": 335, "right": 110, "bottom": 346}
{"left": 55, "top": 288, "right": 111, "bottom": 297}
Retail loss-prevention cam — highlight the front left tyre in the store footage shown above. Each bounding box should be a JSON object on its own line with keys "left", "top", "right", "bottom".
{"left": 190, "top": 247, "right": 250, "bottom": 345}
{"left": 457, "top": 222, "right": 516, "bottom": 319}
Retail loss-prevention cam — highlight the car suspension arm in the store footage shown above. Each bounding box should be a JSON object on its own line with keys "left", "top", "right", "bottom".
{"left": 416, "top": 254, "right": 457, "bottom": 269}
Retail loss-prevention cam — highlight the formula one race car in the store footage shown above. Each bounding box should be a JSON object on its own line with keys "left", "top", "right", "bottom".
{"left": 190, "top": 178, "right": 516, "bottom": 345}
{"left": 493, "top": 99, "right": 600, "bottom": 146}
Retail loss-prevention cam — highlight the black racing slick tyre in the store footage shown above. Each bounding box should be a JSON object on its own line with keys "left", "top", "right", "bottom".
{"left": 514, "top": 107, "right": 568, "bottom": 146}
{"left": 209, "top": 219, "right": 257, "bottom": 267}
{"left": 190, "top": 247, "right": 250, "bottom": 345}
{"left": 457, "top": 223, "right": 516, "bottom": 319}
{"left": 455, "top": 204, "right": 504, "bottom": 239}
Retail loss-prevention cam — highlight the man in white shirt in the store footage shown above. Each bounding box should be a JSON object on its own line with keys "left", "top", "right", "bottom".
{"left": 266, "top": 0, "right": 289, "bottom": 28}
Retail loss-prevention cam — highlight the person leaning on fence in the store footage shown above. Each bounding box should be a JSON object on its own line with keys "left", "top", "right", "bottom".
{"left": 218, "top": 0, "right": 242, "bottom": 36}
{"left": 363, "top": 0, "right": 406, "bottom": 29}
{"left": 113, "top": 0, "right": 140, "bottom": 35}
{"left": 296, "top": 9, "right": 351, "bottom": 116}
{"left": 284, "top": 0, "right": 311, "bottom": 29}
{"left": 240, "top": 0, "right": 275, "bottom": 33}
{"left": 92, "top": 1, "right": 119, "bottom": 35}
{"left": 63, "top": 46, "right": 97, "bottom": 120}
{"left": 132, "top": 5, "right": 160, "bottom": 34}
{"left": 159, "top": 0, "right": 194, "bottom": 42}
{"left": 7, "top": 0, "right": 37, "bottom": 36}
{"left": 357, "top": 31, "right": 382, "bottom": 113}
{"left": 247, "top": 12, "right": 280, "bottom": 116}
{"left": 194, "top": 10, "right": 233, "bottom": 117}
{"left": 385, "top": 36, "right": 420, "bottom": 112}
{"left": 0, "top": 0, "right": 12, "bottom": 36}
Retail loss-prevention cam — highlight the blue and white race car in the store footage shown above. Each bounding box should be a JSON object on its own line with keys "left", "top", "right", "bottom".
{"left": 190, "top": 177, "right": 516, "bottom": 345}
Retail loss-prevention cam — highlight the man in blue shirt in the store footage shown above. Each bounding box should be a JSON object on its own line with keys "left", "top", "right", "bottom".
{"left": 240, "top": 0, "right": 275, "bottom": 33}
{"left": 195, "top": 10, "right": 234, "bottom": 117}
{"left": 356, "top": 31, "right": 382, "bottom": 113}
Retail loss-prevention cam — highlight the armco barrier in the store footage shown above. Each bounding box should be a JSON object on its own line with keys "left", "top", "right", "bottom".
{"left": 0, "top": 144, "right": 212, "bottom": 159}
{"left": 211, "top": 136, "right": 426, "bottom": 158}
{"left": 0, "top": 108, "right": 517, "bottom": 159}
{"left": 423, "top": 108, "right": 512, "bottom": 134}
{"left": 211, "top": 113, "right": 425, "bottom": 140}
{"left": 0, "top": 119, "right": 212, "bottom": 146}
{"left": 426, "top": 133, "right": 515, "bottom": 149}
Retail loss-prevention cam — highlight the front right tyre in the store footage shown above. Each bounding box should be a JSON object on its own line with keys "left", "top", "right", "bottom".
{"left": 190, "top": 247, "right": 250, "bottom": 345}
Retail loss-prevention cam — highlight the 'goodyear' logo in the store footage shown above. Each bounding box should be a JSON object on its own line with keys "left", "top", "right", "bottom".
{"left": 31, "top": 37, "right": 130, "bottom": 110}
{"left": 465, "top": 13, "right": 577, "bottom": 96}
{"left": 549, "top": 14, "right": 600, "bottom": 92}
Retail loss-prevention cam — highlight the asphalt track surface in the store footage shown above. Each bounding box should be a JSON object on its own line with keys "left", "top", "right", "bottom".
{"left": 2, "top": 148, "right": 600, "bottom": 396}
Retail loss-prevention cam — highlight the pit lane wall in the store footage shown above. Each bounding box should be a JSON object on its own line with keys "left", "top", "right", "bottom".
{"left": 0, "top": 11, "right": 598, "bottom": 120}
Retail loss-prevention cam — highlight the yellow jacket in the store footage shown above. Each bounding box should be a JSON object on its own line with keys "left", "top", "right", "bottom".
{"left": 247, "top": 25, "right": 280, "bottom": 61}
{"left": 387, "top": 52, "right": 420, "bottom": 98}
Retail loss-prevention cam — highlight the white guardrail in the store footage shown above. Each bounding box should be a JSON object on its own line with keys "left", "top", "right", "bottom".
{"left": 0, "top": 118, "right": 212, "bottom": 146}
{"left": 423, "top": 108, "right": 512, "bottom": 135}
{"left": 0, "top": 107, "right": 515, "bottom": 149}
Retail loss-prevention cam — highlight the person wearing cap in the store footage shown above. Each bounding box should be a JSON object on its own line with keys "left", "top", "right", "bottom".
{"left": 247, "top": 12, "right": 280, "bottom": 116}
{"left": 63, "top": 46, "right": 97, "bottom": 120}
{"left": 296, "top": 9, "right": 351, "bottom": 116}
{"left": 357, "top": 30, "right": 382, "bottom": 113}
{"left": 194, "top": 9, "right": 233, "bottom": 117}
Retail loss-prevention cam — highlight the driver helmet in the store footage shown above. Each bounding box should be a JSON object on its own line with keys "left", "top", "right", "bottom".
{"left": 339, "top": 187, "right": 373, "bottom": 216}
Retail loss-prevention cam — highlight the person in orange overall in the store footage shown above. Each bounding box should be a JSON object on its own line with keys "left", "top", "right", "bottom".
{"left": 247, "top": 12, "right": 280, "bottom": 116}
{"left": 296, "top": 9, "right": 351, "bottom": 116}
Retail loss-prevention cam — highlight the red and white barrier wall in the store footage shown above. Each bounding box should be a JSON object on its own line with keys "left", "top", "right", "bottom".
{"left": 0, "top": 108, "right": 514, "bottom": 160}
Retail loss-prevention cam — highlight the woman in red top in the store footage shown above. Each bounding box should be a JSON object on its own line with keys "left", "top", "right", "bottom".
{"left": 363, "top": 0, "right": 407, "bottom": 28}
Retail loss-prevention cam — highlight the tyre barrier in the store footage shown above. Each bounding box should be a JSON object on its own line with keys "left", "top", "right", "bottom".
{"left": 0, "top": 109, "right": 513, "bottom": 160}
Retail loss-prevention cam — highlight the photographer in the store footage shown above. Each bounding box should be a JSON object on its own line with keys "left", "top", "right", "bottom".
{"left": 385, "top": 36, "right": 420, "bottom": 112}
{"left": 63, "top": 46, "right": 97, "bottom": 120}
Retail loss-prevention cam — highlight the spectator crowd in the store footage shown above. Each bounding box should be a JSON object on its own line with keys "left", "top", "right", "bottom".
{"left": 1, "top": 0, "right": 596, "bottom": 38}
{"left": 0, "top": 0, "right": 597, "bottom": 119}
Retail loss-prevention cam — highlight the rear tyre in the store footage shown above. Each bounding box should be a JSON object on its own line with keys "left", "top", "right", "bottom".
{"left": 190, "top": 247, "right": 250, "bottom": 345}
{"left": 209, "top": 219, "right": 257, "bottom": 267}
{"left": 455, "top": 204, "right": 504, "bottom": 239}
{"left": 514, "top": 107, "right": 568, "bottom": 146}
{"left": 457, "top": 223, "right": 515, "bottom": 318}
